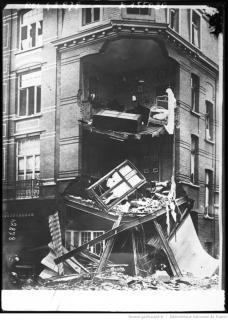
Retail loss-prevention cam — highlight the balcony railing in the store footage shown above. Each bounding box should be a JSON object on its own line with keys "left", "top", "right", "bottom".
{"left": 3, "top": 179, "right": 42, "bottom": 200}
{"left": 15, "top": 179, "right": 41, "bottom": 199}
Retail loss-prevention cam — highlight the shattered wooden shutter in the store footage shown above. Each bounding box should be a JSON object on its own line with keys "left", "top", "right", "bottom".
{"left": 49, "top": 212, "right": 64, "bottom": 275}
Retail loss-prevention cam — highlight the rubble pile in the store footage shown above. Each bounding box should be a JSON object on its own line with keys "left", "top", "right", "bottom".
{"left": 22, "top": 269, "right": 219, "bottom": 291}
{"left": 31, "top": 161, "right": 219, "bottom": 290}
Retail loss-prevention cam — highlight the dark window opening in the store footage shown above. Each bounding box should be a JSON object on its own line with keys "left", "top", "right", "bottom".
{"left": 36, "top": 86, "right": 41, "bottom": 113}
{"left": 190, "top": 135, "right": 198, "bottom": 184}
{"left": 191, "top": 74, "right": 199, "bottom": 112}
{"left": 127, "top": 8, "right": 150, "bottom": 15}
{"left": 170, "top": 9, "right": 179, "bottom": 32}
{"left": 82, "top": 8, "right": 100, "bottom": 25}
{"left": 205, "top": 170, "right": 213, "bottom": 214}
{"left": 28, "top": 86, "right": 35, "bottom": 115}
{"left": 38, "top": 20, "right": 43, "bottom": 35}
{"left": 205, "top": 101, "right": 213, "bottom": 141}
{"left": 192, "top": 11, "right": 200, "bottom": 47}
{"left": 19, "top": 88, "right": 27, "bottom": 116}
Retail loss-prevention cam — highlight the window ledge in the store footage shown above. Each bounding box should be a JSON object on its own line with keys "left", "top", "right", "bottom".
{"left": 179, "top": 180, "right": 200, "bottom": 189}
{"left": 205, "top": 138, "right": 215, "bottom": 145}
{"left": 191, "top": 110, "right": 200, "bottom": 117}
{"left": 15, "top": 45, "right": 43, "bottom": 55}
{"left": 13, "top": 113, "right": 42, "bottom": 121}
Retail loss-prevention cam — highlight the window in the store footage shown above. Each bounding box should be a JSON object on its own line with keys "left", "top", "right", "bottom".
{"left": 65, "top": 230, "right": 105, "bottom": 255}
{"left": 82, "top": 8, "right": 100, "bottom": 25}
{"left": 169, "top": 9, "right": 179, "bottom": 33}
{"left": 126, "top": 8, "right": 150, "bottom": 15}
{"left": 205, "top": 170, "right": 213, "bottom": 215}
{"left": 205, "top": 101, "right": 213, "bottom": 141}
{"left": 191, "top": 11, "right": 200, "bottom": 48}
{"left": 190, "top": 135, "right": 198, "bottom": 184}
{"left": 191, "top": 74, "right": 199, "bottom": 112}
{"left": 20, "top": 9, "right": 43, "bottom": 50}
{"left": 3, "top": 24, "right": 8, "bottom": 48}
{"left": 18, "top": 70, "right": 41, "bottom": 117}
{"left": 17, "top": 136, "right": 40, "bottom": 181}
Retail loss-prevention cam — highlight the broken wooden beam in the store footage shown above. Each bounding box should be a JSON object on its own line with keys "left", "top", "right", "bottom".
{"left": 153, "top": 220, "right": 182, "bottom": 277}
{"left": 132, "top": 229, "right": 139, "bottom": 276}
{"left": 95, "top": 214, "right": 123, "bottom": 274}
{"left": 54, "top": 196, "right": 187, "bottom": 265}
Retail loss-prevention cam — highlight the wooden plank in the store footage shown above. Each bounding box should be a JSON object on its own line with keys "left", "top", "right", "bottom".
{"left": 49, "top": 212, "right": 64, "bottom": 275}
{"left": 95, "top": 214, "right": 123, "bottom": 274}
{"left": 153, "top": 220, "right": 182, "bottom": 277}
{"left": 55, "top": 197, "right": 187, "bottom": 265}
{"left": 132, "top": 229, "right": 138, "bottom": 276}
{"left": 41, "top": 251, "right": 59, "bottom": 273}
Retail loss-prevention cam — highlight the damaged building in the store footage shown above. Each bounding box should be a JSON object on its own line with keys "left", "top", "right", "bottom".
{"left": 2, "top": 6, "right": 221, "bottom": 284}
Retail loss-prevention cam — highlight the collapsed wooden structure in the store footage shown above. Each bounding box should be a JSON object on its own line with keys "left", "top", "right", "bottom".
{"left": 41, "top": 160, "right": 218, "bottom": 280}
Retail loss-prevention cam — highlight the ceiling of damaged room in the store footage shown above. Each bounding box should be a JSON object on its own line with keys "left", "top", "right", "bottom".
{"left": 82, "top": 38, "right": 168, "bottom": 75}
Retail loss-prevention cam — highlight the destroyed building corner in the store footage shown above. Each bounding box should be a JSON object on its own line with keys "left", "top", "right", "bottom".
{"left": 2, "top": 6, "right": 222, "bottom": 291}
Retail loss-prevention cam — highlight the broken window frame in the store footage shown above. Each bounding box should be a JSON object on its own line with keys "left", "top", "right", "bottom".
{"left": 86, "top": 160, "right": 146, "bottom": 212}
{"left": 20, "top": 9, "right": 43, "bottom": 50}
{"left": 65, "top": 230, "right": 105, "bottom": 255}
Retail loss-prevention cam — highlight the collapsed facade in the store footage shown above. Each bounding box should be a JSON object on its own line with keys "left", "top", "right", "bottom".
{"left": 3, "top": 7, "right": 221, "bottom": 282}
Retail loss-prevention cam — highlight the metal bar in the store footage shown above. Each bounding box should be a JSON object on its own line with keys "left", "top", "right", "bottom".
{"left": 54, "top": 196, "right": 187, "bottom": 265}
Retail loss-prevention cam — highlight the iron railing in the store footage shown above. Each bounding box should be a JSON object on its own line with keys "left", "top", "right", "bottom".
{"left": 3, "top": 179, "right": 42, "bottom": 199}
{"left": 15, "top": 179, "right": 41, "bottom": 199}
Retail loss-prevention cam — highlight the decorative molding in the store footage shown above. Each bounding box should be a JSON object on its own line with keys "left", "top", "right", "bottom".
{"left": 52, "top": 19, "right": 218, "bottom": 73}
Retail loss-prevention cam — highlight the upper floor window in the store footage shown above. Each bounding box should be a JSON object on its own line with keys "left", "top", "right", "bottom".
{"left": 205, "top": 101, "right": 214, "bottom": 141}
{"left": 82, "top": 8, "right": 100, "bottom": 25}
{"left": 20, "top": 9, "right": 43, "bottom": 50}
{"left": 17, "top": 136, "right": 40, "bottom": 181}
{"left": 205, "top": 169, "right": 213, "bottom": 215}
{"left": 126, "top": 8, "right": 150, "bottom": 15}
{"left": 169, "top": 9, "right": 179, "bottom": 33}
{"left": 191, "top": 10, "right": 200, "bottom": 48}
{"left": 18, "top": 70, "right": 41, "bottom": 117}
{"left": 191, "top": 74, "right": 199, "bottom": 113}
{"left": 190, "top": 135, "right": 198, "bottom": 184}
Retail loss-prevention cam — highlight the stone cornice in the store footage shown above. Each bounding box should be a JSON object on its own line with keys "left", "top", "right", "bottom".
{"left": 52, "top": 19, "right": 218, "bottom": 74}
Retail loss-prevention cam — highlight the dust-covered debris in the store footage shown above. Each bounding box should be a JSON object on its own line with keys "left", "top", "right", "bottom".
{"left": 22, "top": 269, "right": 219, "bottom": 291}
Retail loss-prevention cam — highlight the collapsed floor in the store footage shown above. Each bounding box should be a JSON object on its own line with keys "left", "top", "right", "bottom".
{"left": 7, "top": 161, "right": 219, "bottom": 290}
